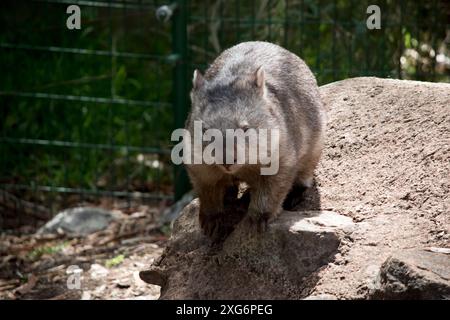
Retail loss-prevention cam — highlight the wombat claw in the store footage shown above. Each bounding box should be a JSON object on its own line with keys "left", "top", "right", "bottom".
{"left": 245, "top": 211, "right": 271, "bottom": 233}
{"left": 199, "top": 212, "right": 223, "bottom": 240}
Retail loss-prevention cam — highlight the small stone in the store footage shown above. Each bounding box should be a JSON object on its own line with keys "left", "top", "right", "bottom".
{"left": 89, "top": 264, "right": 109, "bottom": 280}
{"left": 115, "top": 279, "right": 131, "bottom": 289}
{"left": 38, "top": 207, "right": 119, "bottom": 236}
{"left": 81, "top": 291, "right": 91, "bottom": 300}
{"left": 369, "top": 249, "right": 450, "bottom": 299}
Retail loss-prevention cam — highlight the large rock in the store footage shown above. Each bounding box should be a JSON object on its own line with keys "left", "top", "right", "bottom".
{"left": 369, "top": 249, "right": 450, "bottom": 299}
{"left": 140, "top": 199, "right": 354, "bottom": 299}
{"left": 141, "top": 77, "right": 450, "bottom": 299}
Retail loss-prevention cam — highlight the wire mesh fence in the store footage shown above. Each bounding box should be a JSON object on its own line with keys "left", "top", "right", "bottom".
{"left": 1, "top": 0, "right": 175, "bottom": 223}
{"left": 187, "top": 0, "right": 449, "bottom": 83}
{"left": 1, "top": 0, "right": 449, "bottom": 224}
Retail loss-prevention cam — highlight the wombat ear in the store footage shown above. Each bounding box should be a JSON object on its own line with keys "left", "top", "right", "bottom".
{"left": 255, "top": 66, "right": 265, "bottom": 88}
{"left": 192, "top": 69, "right": 205, "bottom": 90}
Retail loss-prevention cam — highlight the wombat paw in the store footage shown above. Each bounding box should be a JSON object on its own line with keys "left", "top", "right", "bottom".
{"left": 283, "top": 183, "right": 308, "bottom": 210}
{"left": 199, "top": 212, "right": 223, "bottom": 240}
{"left": 245, "top": 210, "right": 272, "bottom": 233}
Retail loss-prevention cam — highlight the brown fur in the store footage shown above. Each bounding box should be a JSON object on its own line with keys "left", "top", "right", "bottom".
{"left": 186, "top": 41, "right": 326, "bottom": 239}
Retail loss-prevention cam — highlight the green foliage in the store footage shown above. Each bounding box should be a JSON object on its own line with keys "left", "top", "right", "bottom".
{"left": 105, "top": 254, "right": 125, "bottom": 268}
{"left": 27, "top": 241, "right": 69, "bottom": 260}
{"left": 0, "top": 1, "right": 174, "bottom": 205}
{"left": 187, "top": 0, "right": 449, "bottom": 83}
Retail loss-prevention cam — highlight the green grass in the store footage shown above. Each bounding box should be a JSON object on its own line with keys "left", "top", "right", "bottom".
{"left": 105, "top": 254, "right": 125, "bottom": 268}
{"left": 27, "top": 241, "right": 70, "bottom": 260}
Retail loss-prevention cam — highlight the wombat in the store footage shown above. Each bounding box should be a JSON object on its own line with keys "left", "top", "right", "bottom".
{"left": 185, "top": 41, "right": 326, "bottom": 239}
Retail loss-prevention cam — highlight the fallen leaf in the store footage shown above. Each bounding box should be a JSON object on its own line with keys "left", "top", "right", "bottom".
{"left": 14, "top": 274, "right": 38, "bottom": 295}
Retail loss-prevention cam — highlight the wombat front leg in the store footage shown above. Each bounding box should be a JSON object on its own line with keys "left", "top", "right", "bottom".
{"left": 246, "top": 172, "right": 296, "bottom": 232}
{"left": 197, "top": 180, "right": 230, "bottom": 239}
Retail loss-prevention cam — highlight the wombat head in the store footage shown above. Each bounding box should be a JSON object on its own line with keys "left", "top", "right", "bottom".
{"left": 189, "top": 66, "right": 277, "bottom": 134}
{"left": 188, "top": 67, "right": 280, "bottom": 174}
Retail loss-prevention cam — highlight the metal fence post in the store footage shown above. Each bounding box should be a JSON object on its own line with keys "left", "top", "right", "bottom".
{"left": 172, "top": 0, "right": 191, "bottom": 201}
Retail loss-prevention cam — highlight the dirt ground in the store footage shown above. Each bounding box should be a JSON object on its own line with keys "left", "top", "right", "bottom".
{"left": 308, "top": 77, "right": 449, "bottom": 298}
{"left": 0, "top": 205, "right": 166, "bottom": 300}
